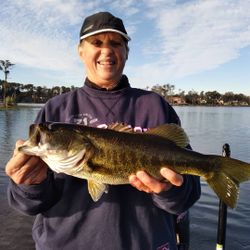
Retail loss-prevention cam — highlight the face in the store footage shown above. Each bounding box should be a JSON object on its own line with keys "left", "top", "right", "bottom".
{"left": 78, "top": 32, "right": 128, "bottom": 89}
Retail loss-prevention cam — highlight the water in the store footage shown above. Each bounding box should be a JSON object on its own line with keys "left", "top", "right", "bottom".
{"left": 174, "top": 106, "right": 250, "bottom": 250}
{"left": 0, "top": 106, "right": 250, "bottom": 250}
{"left": 0, "top": 107, "right": 41, "bottom": 250}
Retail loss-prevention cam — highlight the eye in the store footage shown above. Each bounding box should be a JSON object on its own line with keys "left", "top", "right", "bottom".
{"left": 91, "top": 39, "right": 102, "bottom": 47}
{"left": 110, "top": 40, "right": 123, "bottom": 47}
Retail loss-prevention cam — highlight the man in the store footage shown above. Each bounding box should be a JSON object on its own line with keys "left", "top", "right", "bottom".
{"left": 6, "top": 12, "right": 200, "bottom": 250}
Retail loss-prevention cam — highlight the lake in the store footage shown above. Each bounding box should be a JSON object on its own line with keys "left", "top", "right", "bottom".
{"left": 0, "top": 106, "right": 250, "bottom": 250}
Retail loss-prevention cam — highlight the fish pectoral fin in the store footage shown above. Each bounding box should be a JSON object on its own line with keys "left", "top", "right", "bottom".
{"left": 146, "top": 123, "right": 189, "bottom": 148}
{"left": 87, "top": 180, "right": 109, "bottom": 202}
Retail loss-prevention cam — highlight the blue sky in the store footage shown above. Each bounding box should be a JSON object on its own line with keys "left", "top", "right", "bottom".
{"left": 1, "top": 0, "right": 250, "bottom": 95}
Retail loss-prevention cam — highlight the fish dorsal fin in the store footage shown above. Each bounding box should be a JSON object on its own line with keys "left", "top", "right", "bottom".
{"left": 146, "top": 123, "right": 190, "bottom": 148}
{"left": 107, "top": 123, "right": 134, "bottom": 133}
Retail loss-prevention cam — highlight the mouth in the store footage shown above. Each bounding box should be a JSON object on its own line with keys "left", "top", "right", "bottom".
{"left": 18, "top": 143, "right": 44, "bottom": 156}
{"left": 97, "top": 60, "right": 115, "bottom": 66}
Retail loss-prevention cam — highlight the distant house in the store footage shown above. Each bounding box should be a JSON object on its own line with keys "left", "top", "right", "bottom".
{"left": 218, "top": 99, "right": 224, "bottom": 105}
{"left": 168, "top": 96, "right": 186, "bottom": 105}
{"left": 199, "top": 99, "right": 207, "bottom": 104}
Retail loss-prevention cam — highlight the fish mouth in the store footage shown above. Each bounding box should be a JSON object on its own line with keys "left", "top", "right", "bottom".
{"left": 18, "top": 123, "right": 51, "bottom": 156}
{"left": 28, "top": 123, "right": 53, "bottom": 146}
{"left": 18, "top": 142, "right": 46, "bottom": 157}
{"left": 29, "top": 124, "right": 41, "bottom": 143}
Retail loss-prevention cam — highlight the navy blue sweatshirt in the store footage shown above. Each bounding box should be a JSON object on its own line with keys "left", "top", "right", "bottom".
{"left": 8, "top": 76, "right": 200, "bottom": 250}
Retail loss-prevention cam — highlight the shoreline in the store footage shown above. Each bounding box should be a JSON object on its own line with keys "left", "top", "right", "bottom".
{"left": 1, "top": 103, "right": 249, "bottom": 109}
{"left": 16, "top": 102, "right": 250, "bottom": 107}
{"left": 17, "top": 103, "right": 44, "bottom": 107}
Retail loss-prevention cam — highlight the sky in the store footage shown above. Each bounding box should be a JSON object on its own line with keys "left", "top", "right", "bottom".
{"left": 1, "top": 0, "right": 250, "bottom": 95}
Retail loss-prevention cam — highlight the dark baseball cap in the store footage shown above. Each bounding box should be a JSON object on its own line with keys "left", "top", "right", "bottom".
{"left": 79, "top": 12, "right": 131, "bottom": 41}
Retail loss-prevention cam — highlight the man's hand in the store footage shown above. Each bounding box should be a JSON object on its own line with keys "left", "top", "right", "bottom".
{"left": 129, "top": 167, "right": 183, "bottom": 193}
{"left": 5, "top": 140, "right": 48, "bottom": 185}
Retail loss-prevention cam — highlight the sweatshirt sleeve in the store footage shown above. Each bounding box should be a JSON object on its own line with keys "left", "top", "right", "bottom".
{"left": 7, "top": 171, "right": 62, "bottom": 215}
{"left": 152, "top": 175, "right": 201, "bottom": 214}
{"left": 151, "top": 99, "right": 201, "bottom": 214}
{"left": 7, "top": 105, "right": 62, "bottom": 216}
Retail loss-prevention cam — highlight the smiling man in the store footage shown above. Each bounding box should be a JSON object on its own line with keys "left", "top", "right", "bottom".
{"left": 6, "top": 12, "right": 200, "bottom": 250}
{"left": 78, "top": 33, "right": 128, "bottom": 89}
{"left": 78, "top": 12, "right": 130, "bottom": 90}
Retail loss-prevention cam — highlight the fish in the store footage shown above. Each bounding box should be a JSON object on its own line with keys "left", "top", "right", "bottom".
{"left": 18, "top": 122, "right": 250, "bottom": 208}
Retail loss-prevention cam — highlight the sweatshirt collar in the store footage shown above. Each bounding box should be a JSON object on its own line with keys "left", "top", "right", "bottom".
{"left": 84, "top": 75, "right": 130, "bottom": 91}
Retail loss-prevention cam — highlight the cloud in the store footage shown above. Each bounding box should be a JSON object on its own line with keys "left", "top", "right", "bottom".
{"left": 0, "top": 0, "right": 139, "bottom": 73}
{"left": 1, "top": 0, "right": 250, "bottom": 93}
{"left": 0, "top": 0, "right": 96, "bottom": 72}
{"left": 130, "top": 0, "right": 250, "bottom": 87}
{"left": 8, "top": 0, "right": 94, "bottom": 26}
{"left": 0, "top": 24, "right": 78, "bottom": 70}
{"left": 109, "top": 0, "right": 140, "bottom": 16}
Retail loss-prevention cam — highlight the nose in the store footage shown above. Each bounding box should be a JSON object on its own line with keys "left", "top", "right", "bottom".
{"left": 101, "top": 47, "right": 113, "bottom": 57}
{"left": 100, "top": 42, "right": 114, "bottom": 55}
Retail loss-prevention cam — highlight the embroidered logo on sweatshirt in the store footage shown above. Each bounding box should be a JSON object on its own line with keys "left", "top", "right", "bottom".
{"left": 157, "top": 242, "right": 170, "bottom": 250}
{"left": 72, "top": 113, "right": 98, "bottom": 125}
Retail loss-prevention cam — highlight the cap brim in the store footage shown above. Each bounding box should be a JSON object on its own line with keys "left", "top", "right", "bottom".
{"left": 80, "top": 28, "right": 131, "bottom": 41}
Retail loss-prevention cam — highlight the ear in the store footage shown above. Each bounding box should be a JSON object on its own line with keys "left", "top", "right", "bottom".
{"left": 125, "top": 45, "right": 129, "bottom": 60}
{"left": 125, "top": 50, "right": 129, "bottom": 60}
{"left": 78, "top": 44, "right": 85, "bottom": 63}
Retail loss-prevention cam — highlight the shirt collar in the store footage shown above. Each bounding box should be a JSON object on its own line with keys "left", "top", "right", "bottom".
{"left": 84, "top": 75, "right": 130, "bottom": 91}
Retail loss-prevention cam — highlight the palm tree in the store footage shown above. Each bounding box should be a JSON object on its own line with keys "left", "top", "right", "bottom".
{"left": 0, "top": 60, "right": 15, "bottom": 107}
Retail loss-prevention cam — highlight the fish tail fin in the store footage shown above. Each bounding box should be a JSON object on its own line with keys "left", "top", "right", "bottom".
{"left": 206, "top": 157, "right": 250, "bottom": 208}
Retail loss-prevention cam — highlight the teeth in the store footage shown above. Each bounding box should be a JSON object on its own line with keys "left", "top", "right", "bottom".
{"left": 98, "top": 61, "right": 115, "bottom": 65}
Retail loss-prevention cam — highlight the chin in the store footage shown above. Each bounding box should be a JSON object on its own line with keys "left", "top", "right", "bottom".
{"left": 100, "top": 75, "right": 121, "bottom": 83}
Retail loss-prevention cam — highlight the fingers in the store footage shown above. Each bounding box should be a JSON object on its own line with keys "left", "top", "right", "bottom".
{"left": 129, "top": 167, "right": 184, "bottom": 194}
{"left": 5, "top": 140, "right": 48, "bottom": 185}
{"left": 16, "top": 139, "right": 26, "bottom": 148}
{"left": 13, "top": 157, "right": 46, "bottom": 184}
{"left": 160, "top": 167, "right": 183, "bottom": 186}
{"left": 6, "top": 152, "right": 32, "bottom": 177}
{"left": 18, "top": 159, "right": 48, "bottom": 185}
{"left": 6, "top": 155, "right": 48, "bottom": 185}
{"left": 129, "top": 171, "right": 169, "bottom": 194}
{"left": 129, "top": 174, "right": 153, "bottom": 193}
{"left": 13, "top": 139, "right": 26, "bottom": 157}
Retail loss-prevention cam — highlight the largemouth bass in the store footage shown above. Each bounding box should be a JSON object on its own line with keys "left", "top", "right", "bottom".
{"left": 18, "top": 122, "right": 250, "bottom": 208}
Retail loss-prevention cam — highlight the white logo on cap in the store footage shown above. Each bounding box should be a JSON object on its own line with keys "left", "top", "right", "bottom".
{"left": 84, "top": 24, "right": 94, "bottom": 32}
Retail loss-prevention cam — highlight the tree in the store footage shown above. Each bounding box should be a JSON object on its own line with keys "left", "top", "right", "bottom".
{"left": 151, "top": 83, "right": 175, "bottom": 99}
{"left": 222, "top": 92, "right": 235, "bottom": 104}
{"left": 0, "top": 60, "right": 15, "bottom": 81}
{"left": 185, "top": 90, "right": 199, "bottom": 105}
{"left": 205, "top": 91, "right": 221, "bottom": 105}
{"left": 0, "top": 60, "right": 15, "bottom": 107}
